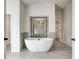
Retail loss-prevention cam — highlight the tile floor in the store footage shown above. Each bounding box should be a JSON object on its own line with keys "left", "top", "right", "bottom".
{"left": 6, "top": 40, "right": 72, "bottom": 59}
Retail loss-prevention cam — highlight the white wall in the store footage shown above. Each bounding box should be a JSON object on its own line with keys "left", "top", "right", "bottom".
{"left": 72, "top": 13, "right": 75, "bottom": 38}
{"left": 6, "top": 0, "right": 20, "bottom": 52}
{"left": 20, "top": 1, "right": 26, "bottom": 50}
{"left": 63, "top": 2, "right": 72, "bottom": 46}
{"left": 24, "top": 2, "right": 55, "bottom": 35}
{"left": 72, "top": 0, "right": 75, "bottom": 38}
{"left": 20, "top": 1, "right": 26, "bottom": 33}
{"left": 0, "top": 0, "right": 4, "bottom": 58}
{"left": 24, "top": 5, "right": 30, "bottom": 33}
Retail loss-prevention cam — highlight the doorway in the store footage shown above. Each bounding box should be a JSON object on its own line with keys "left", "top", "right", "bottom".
{"left": 4, "top": 14, "right": 11, "bottom": 51}
{"left": 55, "top": 5, "right": 63, "bottom": 41}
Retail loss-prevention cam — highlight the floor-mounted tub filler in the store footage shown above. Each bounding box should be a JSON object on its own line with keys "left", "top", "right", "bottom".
{"left": 24, "top": 38, "right": 53, "bottom": 52}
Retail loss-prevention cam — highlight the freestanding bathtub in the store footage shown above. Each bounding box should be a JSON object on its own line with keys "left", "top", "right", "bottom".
{"left": 24, "top": 38, "right": 53, "bottom": 52}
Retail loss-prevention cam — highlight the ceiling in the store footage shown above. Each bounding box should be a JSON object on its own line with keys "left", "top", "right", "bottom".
{"left": 22, "top": 0, "right": 72, "bottom": 8}
{"left": 55, "top": 0, "right": 72, "bottom": 8}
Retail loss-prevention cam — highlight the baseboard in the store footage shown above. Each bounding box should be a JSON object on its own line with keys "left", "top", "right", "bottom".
{"left": 11, "top": 50, "right": 20, "bottom": 52}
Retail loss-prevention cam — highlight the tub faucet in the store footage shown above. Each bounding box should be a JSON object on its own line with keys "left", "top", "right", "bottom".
{"left": 38, "top": 38, "right": 40, "bottom": 40}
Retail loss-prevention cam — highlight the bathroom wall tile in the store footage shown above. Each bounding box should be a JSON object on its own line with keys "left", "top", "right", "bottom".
{"left": 20, "top": 32, "right": 29, "bottom": 39}
{"left": 48, "top": 32, "right": 55, "bottom": 39}
{"left": 20, "top": 32, "right": 29, "bottom": 49}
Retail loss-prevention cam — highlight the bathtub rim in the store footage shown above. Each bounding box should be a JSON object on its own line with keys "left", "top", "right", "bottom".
{"left": 24, "top": 38, "right": 53, "bottom": 40}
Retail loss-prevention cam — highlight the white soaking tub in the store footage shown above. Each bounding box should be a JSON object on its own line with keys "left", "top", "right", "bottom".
{"left": 24, "top": 38, "right": 53, "bottom": 52}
